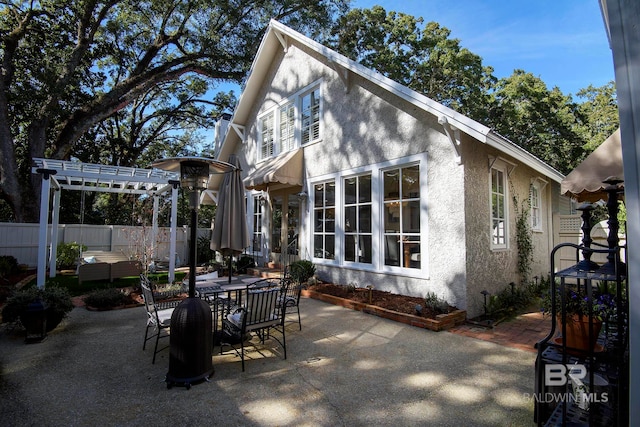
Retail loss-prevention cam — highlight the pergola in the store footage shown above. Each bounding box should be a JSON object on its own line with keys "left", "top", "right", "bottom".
{"left": 31, "top": 158, "right": 222, "bottom": 287}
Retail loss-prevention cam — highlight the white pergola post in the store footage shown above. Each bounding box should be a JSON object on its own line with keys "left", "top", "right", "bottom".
{"left": 152, "top": 195, "right": 159, "bottom": 265}
{"left": 49, "top": 188, "right": 61, "bottom": 278}
{"left": 168, "top": 182, "right": 179, "bottom": 283}
{"left": 36, "top": 168, "right": 56, "bottom": 288}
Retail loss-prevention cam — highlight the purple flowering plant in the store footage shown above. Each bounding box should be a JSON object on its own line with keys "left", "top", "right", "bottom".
{"left": 541, "top": 283, "right": 618, "bottom": 321}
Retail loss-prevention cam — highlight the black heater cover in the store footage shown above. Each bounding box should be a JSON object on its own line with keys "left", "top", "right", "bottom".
{"left": 166, "top": 297, "right": 213, "bottom": 389}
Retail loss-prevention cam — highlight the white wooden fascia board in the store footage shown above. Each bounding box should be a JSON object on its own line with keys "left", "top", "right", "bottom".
{"left": 486, "top": 132, "right": 564, "bottom": 183}
{"left": 268, "top": 20, "right": 489, "bottom": 143}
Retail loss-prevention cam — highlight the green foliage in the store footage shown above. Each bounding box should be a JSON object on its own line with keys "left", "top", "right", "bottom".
{"left": 488, "top": 70, "right": 587, "bottom": 174}
{"left": 197, "top": 235, "right": 214, "bottom": 264}
{"left": 512, "top": 190, "right": 533, "bottom": 283}
{"left": 1, "top": 285, "right": 73, "bottom": 325}
{"left": 424, "top": 292, "right": 449, "bottom": 315}
{"left": 330, "top": 6, "right": 494, "bottom": 121}
{"left": 0, "top": 255, "right": 19, "bottom": 278}
{"left": 56, "top": 242, "right": 87, "bottom": 269}
{"left": 83, "top": 288, "right": 135, "bottom": 309}
{"left": 0, "top": 0, "right": 349, "bottom": 222}
{"left": 288, "top": 260, "right": 316, "bottom": 284}
{"left": 576, "top": 82, "right": 619, "bottom": 152}
{"left": 19, "top": 271, "right": 185, "bottom": 297}
{"left": 234, "top": 256, "right": 255, "bottom": 274}
{"left": 485, "top": 277, "right": 548, "bottom": 318}
{"left": 541, "top": 280, "right": 619, "bottom": 321}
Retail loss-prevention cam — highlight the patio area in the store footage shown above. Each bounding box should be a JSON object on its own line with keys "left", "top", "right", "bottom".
{"left": 0, "top": 297, "right": 536, "bottom": 426}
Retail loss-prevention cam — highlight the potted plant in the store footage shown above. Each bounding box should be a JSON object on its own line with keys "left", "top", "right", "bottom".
{"left": 2, "top": 285, "right": 74, "bottom": 332}
{"left": 541, "top": 283, "right": 617, "bottom": 351}
{"left": 288, "top": 260, "right": 316, "bottom": 285}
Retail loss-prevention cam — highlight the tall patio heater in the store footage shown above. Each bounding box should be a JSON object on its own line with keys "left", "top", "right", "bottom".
{"left": 152, "top": 157, "right": 234, "bottom": 389}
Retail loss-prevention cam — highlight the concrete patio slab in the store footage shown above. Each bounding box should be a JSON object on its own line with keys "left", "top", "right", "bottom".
{"left": 0, "top": 297, "right": 535, "bottom": 426}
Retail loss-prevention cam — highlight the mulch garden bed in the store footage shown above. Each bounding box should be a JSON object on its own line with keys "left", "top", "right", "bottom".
{"left": 303, "top": 283, "right": 466, "bottom": 332}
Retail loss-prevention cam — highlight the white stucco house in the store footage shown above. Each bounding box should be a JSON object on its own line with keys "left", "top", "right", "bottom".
{"left": 214, "top": 20, "right": 566, "bottom": 318}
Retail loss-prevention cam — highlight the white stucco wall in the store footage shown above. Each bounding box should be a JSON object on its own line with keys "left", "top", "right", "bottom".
{"left": 462, "top": 141, "right": 554, "bottom": 317}
{"left": 237, "top": 43, "right": 468, "bottom": 310}
{"left": 233, "top": 39, "right": 557, "bottom": 318}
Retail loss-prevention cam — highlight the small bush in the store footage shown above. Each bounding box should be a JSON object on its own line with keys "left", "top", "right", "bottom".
{"left": 197, "top": 236, "right": 214, "bottom": 264}
{"left": 235, "top": 255, "right": 255, "bottom": 274}
{"left": 0, "top": 255, "right": 19, "bottom": 278}
{"left": 83, "top": 288, "right": 134, "bottom": 309}
{"left": 2, "top": 285, "right": 73, "bottom": 328}
{"left": 56, "top": 242, "right": 87, "bottom": 269}
{"left": 424, "top": 292, "right": 449, "bottom": 315}
{"left": 289, "top": 260, "right": 316, "bottom": 284}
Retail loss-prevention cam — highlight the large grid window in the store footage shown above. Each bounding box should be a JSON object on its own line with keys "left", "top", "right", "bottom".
{"left": 301, "top": 88, "right": 320, "bottom": 144}
{"left": 259, "top": 112, "right": 274, "bottom": 160}
{"left": 491, "top": 165, "right": 507, "bottom": 248}
{"left": 252, "top": 196, "right": 263, "bottom": 252}
{"left": 313, "top": 181, "right": 335, "bottom": 260}
{"left": 531, "top": 183, "right": 542, "bottom": 231}
{"left": 383, "top": 165, "right": 421, "bottom": 269}
{"left": 344, "top": 174, "right": 372, "bottom": 264}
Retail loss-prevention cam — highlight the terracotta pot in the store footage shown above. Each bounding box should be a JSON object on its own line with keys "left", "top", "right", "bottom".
{"left": 557, "top": 314, "right": 602, "bottom": 351}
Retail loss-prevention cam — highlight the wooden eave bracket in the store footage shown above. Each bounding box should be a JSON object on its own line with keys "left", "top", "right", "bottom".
{"left": 329, "top": 60, "right": 351, "bottom": 93}
{"left": 438, "top": 116, "right": 462, "bottom": 165}
{"left": 488, "top": 155, "right": 518, "bottom": 176}
{"left": 531, "top": 176, "right": 549, "bottom": 191}
{"left": 231, "top": 123, "right": 246, "bottom": 142}
{"left": 274, "top": 30, "right": 289, "bottom": 52}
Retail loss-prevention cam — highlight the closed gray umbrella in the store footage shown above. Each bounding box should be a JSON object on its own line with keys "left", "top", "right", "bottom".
{"left": 211, "top": 154, "right": 250, "bottom": 282}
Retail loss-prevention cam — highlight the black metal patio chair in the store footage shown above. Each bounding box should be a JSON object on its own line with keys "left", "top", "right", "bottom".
{"left": 277, "top": 276, "right": 303, "bottom": 330}
{"left": 220, "top": 279, "right": 286, "bottom": 371}
{"left": 140, "top": 275, "right": 180, "bottom": 364}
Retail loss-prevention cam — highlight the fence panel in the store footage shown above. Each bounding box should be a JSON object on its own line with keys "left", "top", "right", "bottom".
{"left": 0, "top": 223, "right": 207, "bottom": 268}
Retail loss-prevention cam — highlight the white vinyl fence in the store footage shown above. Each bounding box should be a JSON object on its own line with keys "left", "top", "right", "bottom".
{"left": 0, "top": 223, "right": 213, "bottom": 268}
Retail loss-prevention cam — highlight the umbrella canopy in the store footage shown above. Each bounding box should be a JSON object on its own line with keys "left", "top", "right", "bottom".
{"left": 561, "top": 128, "right": 625, "bottom": 202}
{"left": 210, "top": 154, "right": 250, "bottom": 281}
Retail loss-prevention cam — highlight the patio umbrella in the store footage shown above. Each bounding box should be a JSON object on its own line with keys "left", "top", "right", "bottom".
{"left": 211, "top": 154, "right": 250, "bottom": 282}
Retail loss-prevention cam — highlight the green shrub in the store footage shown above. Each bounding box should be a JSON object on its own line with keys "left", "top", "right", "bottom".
{"left": 83, "top": 288, "right": 134, "bottom": 309}
{"left": 235, "top": 255, "right": 255, "bottom": 274}
{"left": 1, "top": 285, "right": 73, "bottom": 330}
{"left": 196, "top": 235, "right": 214, "bottom": 264}
{"left": 56, "top": 242, "right": 87, "bottom": 269}
{"left": 289, "top": 260, "right": 316, "bottom": 284}
{"left": 424, "top": 292, "right": 449, "bottom": 315}
{"left": 0, "top": 255, "right": 19, "bottom": 278}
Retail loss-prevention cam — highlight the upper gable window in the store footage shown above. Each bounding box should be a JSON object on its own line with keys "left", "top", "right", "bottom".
{"left": 257, "top": 83, "right": 322, "bottom": 161}
{"left": 259, "top": 112, "right": 275, "bottom": 160}
{"left": 279, "top": 102, "right": 295, "bottom": 153}
{"left": 301, "top": 87, "right": 320, "bottom": 144}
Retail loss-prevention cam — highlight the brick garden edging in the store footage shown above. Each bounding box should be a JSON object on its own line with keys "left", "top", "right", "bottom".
{"left": 301, "top": 289, "right": 467, "bottom": 332}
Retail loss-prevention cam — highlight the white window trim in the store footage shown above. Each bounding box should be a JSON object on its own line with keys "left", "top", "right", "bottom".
{"left": 257, "top": 111, "right": 275, "bottom": 161}
{"left": 308, "top": 153, "right": 428, "bottom": 279}
{"left": 530, "top": 182, "right": 543, "bottom": 232}
{"left": 490, "top": 159, "right": 509, "bottom": 250}
{"left": 342, "top": 173, "right": 373, "bottom": 267}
